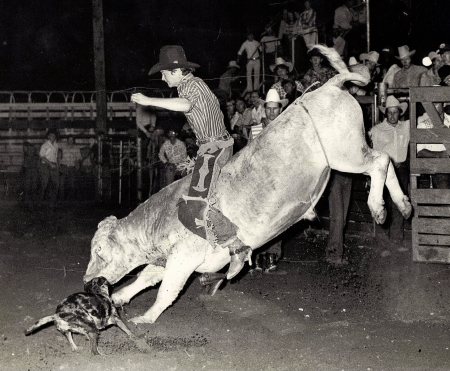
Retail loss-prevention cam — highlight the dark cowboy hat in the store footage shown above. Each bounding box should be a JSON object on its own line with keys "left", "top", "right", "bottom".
{"left": 307, "top": 47, "right": 323, "bottom": 58}
{"left": 148, "top": 45, "right": 200, "bottom": 76}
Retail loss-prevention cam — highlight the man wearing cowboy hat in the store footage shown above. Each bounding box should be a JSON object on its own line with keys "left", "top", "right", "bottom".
{"left": 217, "top": 61, "right": 241, "bottom": 100}
{"left": 420, "top": 51, "right": 443, "bottom": 87}
{"left": 369, "top": 96, "right": 410, "bottom": 244}
{"left": 269, "top": 57, "right": 304, "bottom": 99}
{"left": 158, "top": 130, "right": 187, "bottom": 188}
{"left": 392, "top": 45, "right": 427, "bottom": 88}
{"left": 131, "top": 45, "right": 251, "bottom": 280}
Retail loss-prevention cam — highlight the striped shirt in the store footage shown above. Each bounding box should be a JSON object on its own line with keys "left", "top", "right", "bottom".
{"left": 177, "top": 74, "right": 227, "bottom": 141}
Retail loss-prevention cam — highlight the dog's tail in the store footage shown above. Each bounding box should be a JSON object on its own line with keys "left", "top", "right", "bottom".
{"left": 310, "top": 44, "right": 370, "bottom": 88}
{"left": 24, "top": 315, "right": 56, "bottom": 335}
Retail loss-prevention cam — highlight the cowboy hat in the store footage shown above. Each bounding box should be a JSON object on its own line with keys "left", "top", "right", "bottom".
{"left": 264, "top": 89, "right": 288, "bottom": 108}
{"left": 227, "top": 60, "right": 240, "bottom": 69}
{"left": 148, "top": 45, "right": 200, "bottom": 76}
{"left": 359, "top": 51, "right": 380, "bottom": 65}
{"left": 348, "top": 56, "right": 358, "bottom": 66}
{"left": 270, "top": 57, "right": 293, "bottom": 72}
{"left": 379, "top": 95, "right": 408, "bottom": 115}
{"left": 395, "top": 45, "right": 416, "bottom": 60}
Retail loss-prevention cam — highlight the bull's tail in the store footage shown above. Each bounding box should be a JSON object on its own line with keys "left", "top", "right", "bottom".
{"left": 24, "top": 315, "right": 56, "bottom": 335}
{"left": 311, "top": 44, "right": 370, "bottom": 88}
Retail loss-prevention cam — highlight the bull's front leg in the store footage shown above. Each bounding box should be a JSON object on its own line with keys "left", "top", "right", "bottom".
{"left": 385, "top": 161, "right": 412, "bottom": 219}
{"left": 112, "top": 264, "right": 165, "bottom": 306}
{"left": 129, "top": 241, "right": 204, "bottom": 324}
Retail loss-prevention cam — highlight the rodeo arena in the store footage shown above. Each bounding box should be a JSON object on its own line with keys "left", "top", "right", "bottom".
{"left": 1, "top": 0, "right": 450, "bottom": 370}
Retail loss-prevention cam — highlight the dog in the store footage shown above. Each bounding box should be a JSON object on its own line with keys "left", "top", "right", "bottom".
{"left": 25, "top": 277, "right": 139, "bottom": 355}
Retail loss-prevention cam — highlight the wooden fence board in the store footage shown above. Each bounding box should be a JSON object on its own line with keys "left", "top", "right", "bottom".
{"left": 413, "top": 245, "right": 450, "bottom": 263}
{"left": 411, "top": 189, "right": 450, "bottom": 204}
{"left": 416, "top": 205, "right": 450, "bottom": 217}
{"left": 413, "top": 218, "right": 450, "bottom": 234}
{"left": 418, "top": 234, "right": 450, "bottom": 246}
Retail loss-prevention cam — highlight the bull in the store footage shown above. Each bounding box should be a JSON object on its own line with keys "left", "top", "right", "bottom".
{"left": 84, "top": 46, "right": 411, "bottom": 324}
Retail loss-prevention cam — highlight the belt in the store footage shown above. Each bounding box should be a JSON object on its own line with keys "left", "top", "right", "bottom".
{"left": 197, "top": 133, "right": 231, "bottom": 145}
{"left": 248, "top": 57, "right": 260, "bottom": 61}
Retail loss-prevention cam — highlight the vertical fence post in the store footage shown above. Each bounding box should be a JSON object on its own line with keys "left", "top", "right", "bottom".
{"left": 97, "top": 134, "right": 103, "bottom": 201}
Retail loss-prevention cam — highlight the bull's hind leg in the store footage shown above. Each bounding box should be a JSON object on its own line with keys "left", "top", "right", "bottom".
{"left": 112, "top": 264, "right": 165, "bottom": 306}
{"left": 362, "top": 149, "right": 390, "bottom": 224}
{"left": 129, "top": 241, "right": 204, "bottom": 324}
{"left": 385, "top": 161, "right": 412, "bottom": 219}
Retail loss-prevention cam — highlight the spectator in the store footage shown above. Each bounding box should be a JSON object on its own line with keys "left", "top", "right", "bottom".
{"left": 247, "top": 91, "right": 266, "bottom": 142}
{"left": 420, "top": 51, "right": 443, "bottom": 86}
{"left": 231, "top": 97, "right": 252, "bottom": 142}
{"left": 22, "top": 142, "right": 40, "bottom": 208}
{"left": 39, "top": 129, "right": 60, "bottom": 208}
{"left": 299, "top": 0, "right": 318, "bottom": 49}
{"left": 359, "top": 50, "right": 382, "bottom": 92}
{"left": 392, "top": 45, "right": 427, "bottom": 88}
{"left": 59, "top": 136, "right": 82, "bottom": 200}
{"left": 278, "top": 8, "right": 289, "bottom": 41}
{"left": 417, "top": 102, "right": 450, "bottom": 189}
{"left": 158, "top": 130, "right": 187, "bottom": 188}
{"left": 439, "top": 43, "right": 450, "bottom": 66}
{"left": 270, "top": 57, "right": 304, "bottom": 99}
{"left": 237, "top": 31, "right": 261, "bottom": 94}
{"left": 279, "top": 10, "right": 298, "bottom": 61}
{"left": 347, "top": 57, "right": 370, "bottom": 96}
{"left": 369, "top": 96, "right": 410, "bottom": 244}
{"left": 333, "top": 0, "right": 354, "bottom": 57}
{"left": 251, "top": 89, "right": 288, "bottom": 274}
{"left": 282, "top": 78, "right": 301, "bottom": 105}
{"left": 217, "top": 61, "right": 241, "bottom": 100}
{"left": 380, "top": 47, "right": 401, "bottom": 88}
{"left": 438, "top": 65, "right": 450, "bottom": 86}
{"left": 260, "top": 25, "right": 280, "bottom": 73}
{"left": 302, "top": 48, "right": 337, "bottom": 92}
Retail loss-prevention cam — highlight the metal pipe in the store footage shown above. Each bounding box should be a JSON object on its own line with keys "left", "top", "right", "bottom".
{"left": 119, "top": 140, "right": 122, "bottom": 205}
{"left": 127, "top": 138, "right": 131, "bottom": 203}
{"left": 97, "top": 134, "right": 103, "bottom": 200}
{"left": 136, "top": 136, "right": 142, "bottom": 202}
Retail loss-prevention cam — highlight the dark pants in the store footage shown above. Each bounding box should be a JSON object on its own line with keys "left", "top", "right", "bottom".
{"left": 327, "top": 171, "right": 353, "bottom": 260}
{"left": 60, "top": 165, "right": 77, "bottom": 200}
{"left": 23, "top": 166, "right": 39, "bottom": 205}
{"left": 39, "top": 162, "right": 59, "bottom": 207}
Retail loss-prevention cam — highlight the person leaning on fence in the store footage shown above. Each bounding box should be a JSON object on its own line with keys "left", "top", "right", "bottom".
{"left": 131, "top": 45, "right": 252, "bottom": 281}
{"left": 419, "top": 51, "right": 443, "bottom": 87}
{"left": 158, "top": 130, "right": 187, "bottom": 187}
{"left": 417, "top": 100, "right": 450, "bottom": 189}
{"left": 391, "top": 45, "right": 427, "bottom": 89}
{"left": 369, "top": 96, "right": 410, "bottom": 245}
{"left": 39, "top": 129, "right": 60, "bottom": 208}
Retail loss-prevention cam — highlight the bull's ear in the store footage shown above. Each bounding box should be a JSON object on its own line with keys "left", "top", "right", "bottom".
{"left": 98, "top": 216, "right": 118, "bottom": 229}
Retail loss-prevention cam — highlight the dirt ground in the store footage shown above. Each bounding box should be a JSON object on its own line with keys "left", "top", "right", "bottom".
{"left": 1, "top": 203, "right": 449, "bottom": 371}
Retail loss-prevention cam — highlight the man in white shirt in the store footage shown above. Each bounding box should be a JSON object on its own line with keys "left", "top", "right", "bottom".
{"left": 39, "top": 129, "right": 60, "bottom": 208}
{"left": 370, "top": 96, "right": 410, "bottom": 243}
{"left": 237, "top": 32, "right": 261, "bottom": 94}
{"left": 158, "top": 130, "right": 187, "bottom": 187}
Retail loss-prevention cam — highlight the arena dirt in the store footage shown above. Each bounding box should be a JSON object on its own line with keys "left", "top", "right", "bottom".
{"left": 0, "top": 204, "right": 449, "bottom": 370}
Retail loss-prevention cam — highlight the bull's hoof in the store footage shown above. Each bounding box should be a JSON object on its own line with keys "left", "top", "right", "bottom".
{"left": 373, "top": 208, "right": 387, "bottom": 224}
{"left": 112, "top": 293, "right": 130, "bottom": 306}
{"left": 400, "top": 196, "right": 412, "bottom": 219}
{"left": 129, "top": 315, "right": 155, "bottom": 324}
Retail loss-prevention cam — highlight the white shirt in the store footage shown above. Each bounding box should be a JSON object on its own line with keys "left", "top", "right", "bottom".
{"left": 370, "top": 120, "right": 410, "bottom": 163}
{"left": 60, "top": 143, "right": 81, "bottom": 167}
{"left": 250, "top": 104, "right": 266, "bottom": 141}
{"left": 39, "top": 140, "right": 59, "bottom": 164}
{"left": 238, "top": 40, "right": 261, "bottom": 60}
